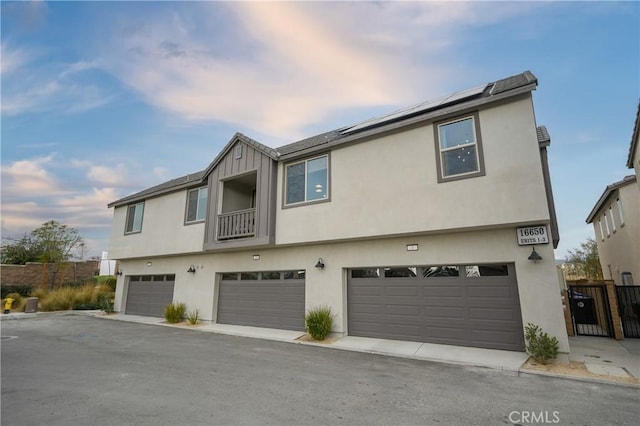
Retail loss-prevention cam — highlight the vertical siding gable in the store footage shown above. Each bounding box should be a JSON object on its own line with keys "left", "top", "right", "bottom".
{"left": 203, "top": 139, "right": 277, "bottom": 249}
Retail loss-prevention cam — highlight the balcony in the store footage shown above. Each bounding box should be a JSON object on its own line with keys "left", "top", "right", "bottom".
{"left": 217, "top": 208, "right": 256, "bottom": 240}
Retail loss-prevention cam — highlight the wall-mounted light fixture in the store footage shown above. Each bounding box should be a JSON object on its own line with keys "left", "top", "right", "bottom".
{"left": 187, "top": 265, "right": 196, "bottom": 273}
{"left": 116, "top": 269, "right": 123, "bottom": 276}
{"left": 406, "top": 244, "right": 419, "bottom": 252}
{"left": 315, "top": 258, "right": 325, "bottom": 269}
{"left": 528, "top": 247, "right": 542, "bottom": 263}
{"left": 147, "top": 261, "right": 152, "bottom": 267}
{"left": 253, "top": 254, "right": 260, "bottom": 261}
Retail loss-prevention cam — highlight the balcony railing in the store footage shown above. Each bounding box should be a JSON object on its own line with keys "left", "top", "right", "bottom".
{"left": 217, "top": 208, "right": 256, "bottom": 240}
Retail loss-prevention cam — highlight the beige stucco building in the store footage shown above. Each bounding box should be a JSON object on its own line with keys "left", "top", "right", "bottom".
{"left": 108, "top": 71, "right": 569, "bottom": 355}
{"left": 587, "top": 101, "right": 640, "bottom": 285}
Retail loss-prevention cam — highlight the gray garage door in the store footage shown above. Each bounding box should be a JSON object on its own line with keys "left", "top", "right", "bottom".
{"left": 125, "top": 275, "right": 175, "bottom": 317}
{"left": 347, "top": 264, "right": 524, "bottom": 351}
{"left": 218, "top": 271, "right": 305, "bottom": 331}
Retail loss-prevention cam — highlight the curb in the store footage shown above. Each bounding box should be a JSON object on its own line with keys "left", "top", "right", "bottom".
{"left": 518, "top": 368, "right": 640, "bottom": 388}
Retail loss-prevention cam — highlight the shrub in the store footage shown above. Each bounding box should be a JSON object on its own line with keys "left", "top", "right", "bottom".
{"left": 40, "top": 287, "right": 76, "bottom": 311}
{"left": 305, "top": 305, "right": 334, "bottom": 341}
{"left": 164, "top": 302, "right": 186, "bottom": 323}
{"left": 1, "top": 284, "right": 34, "bottom": 299}
{"left": 73, "top": 302, "right": 102, "bottom": 310}
{"left": 525, "top": 323, "right": 559, "bottom": 364}
{"left": 186, "top": 309, "right": 199, "bottom": 325}
{"left": 98, "top": 293, "right": 114, "bottom": 313}
{"left": 96, "top": 275, "right": 117, "bottom": 291}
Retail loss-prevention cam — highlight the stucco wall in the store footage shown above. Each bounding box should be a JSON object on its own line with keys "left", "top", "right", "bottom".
{"left": 108, "top": 190, "right": 205, "bottom": 259}
{"left": 114, "top": 228, "right": 569, "bottom": 354}
{"left": 595, "top": 183, "right": 640, "bottom": 284}
{"left": 276, "top": 95, "right": 550, "bottom": 245}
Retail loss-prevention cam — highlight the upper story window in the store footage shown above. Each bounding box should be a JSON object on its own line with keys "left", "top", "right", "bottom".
{"left": 285, "top": 154, "right": 329, "bottom": 206}
{"left": 186, "top": 187, "right": 208, "bottom": 223}
{"left": 608, "top": 206, "right": 616, "bottom": 232}
{"left": 598, "top": 219, "right": 605, "bottom": 241}
{"left": 616, "top": 198, "right": 625, "bottom": 226}
{"left": 603, "top": 213, "right": 611, "bottom": 237}
{"left": 434, "top": 113, "right": 485, "bottom": 182}
{"left": 125, "top": 202, "right": 144, "bottom": 234}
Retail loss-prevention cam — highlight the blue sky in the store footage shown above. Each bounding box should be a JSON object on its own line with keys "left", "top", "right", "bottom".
{"left": 1, "top": 1, "right": 638, "bottom": 259}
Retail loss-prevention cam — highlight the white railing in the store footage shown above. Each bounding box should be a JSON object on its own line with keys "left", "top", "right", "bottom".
{"left": 217, "top": 208, "right": 256, "bottom": 240}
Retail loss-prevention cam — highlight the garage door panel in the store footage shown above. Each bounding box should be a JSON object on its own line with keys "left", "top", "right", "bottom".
{"left": 125, "top": 278, "right": 174, "bottom": 318}
{"left": 470, "top": 307, "right": 516, "bottom": 321}
{"left": 218, "top": 278, "right": 304, "bottom": 331}
{"left": 348, "top": 264, "right": 524, "bottom": 351}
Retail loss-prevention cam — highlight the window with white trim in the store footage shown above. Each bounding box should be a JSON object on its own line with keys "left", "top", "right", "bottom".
{"left": 125, "top": 202, "right": 144, "bottom": 234}
{"left": 435, "top": 113, "right": 485, "bottom": 181}
{"left": 598, "top": 220, "right": 605, "bottom": 241}
{"left": 608, "top": 206, "right": 616, "bottom": 232}
{"left": 603, "top": 213, "right": 611, "bottom": 237}
{"left": 186, "top": 187, "right": 208, "bottom": 223}
{"left": 285, "top": 154, "right": 329, "bottom": 205}
{"left": 616, "top": 198, "right": 625, "bottom": 226}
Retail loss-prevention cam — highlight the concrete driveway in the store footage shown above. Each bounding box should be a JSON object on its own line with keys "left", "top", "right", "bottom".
{"left": 2, "top": 316, "right": 638, "bottom": 426}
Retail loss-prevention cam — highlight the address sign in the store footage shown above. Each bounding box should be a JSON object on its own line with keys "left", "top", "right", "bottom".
{"left": 516, "top": 225, "right": 549, "bottom": 246}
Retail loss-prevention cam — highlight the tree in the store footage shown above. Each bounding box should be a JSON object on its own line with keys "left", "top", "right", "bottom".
{"left": 1, "top": 220, "right": 85, "bottom": 288}
{"left": 565, "top": 237, "right": 603, "bottom": 280}
{"left": 0, "top": 234, "right": 43, "bottom": 264}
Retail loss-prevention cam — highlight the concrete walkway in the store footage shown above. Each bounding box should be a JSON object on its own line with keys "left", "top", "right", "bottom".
{"left": 2, "top": 311, "right": 638, "bottom": 385}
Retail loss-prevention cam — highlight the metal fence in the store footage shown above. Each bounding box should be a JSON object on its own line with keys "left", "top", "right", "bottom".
{"left": 615, "top": 286, "right": 640, "bottom": 338}
{"left": 568, "top": 285, "right": 613, "bottom": 337}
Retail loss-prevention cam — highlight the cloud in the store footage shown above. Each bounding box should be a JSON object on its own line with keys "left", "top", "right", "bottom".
{"left": 0, "top": 155, "right": 68, "bottom": 198}
{"left": 1, "top": 42, "right": 115, "bottom": 116}
{"left": 95, "top": 2, "right": 541, "bottom": 139}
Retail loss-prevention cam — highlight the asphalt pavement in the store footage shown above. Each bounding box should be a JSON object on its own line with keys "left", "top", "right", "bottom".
{"left": 2, "top": 315, "right": 639, "bottom": 426}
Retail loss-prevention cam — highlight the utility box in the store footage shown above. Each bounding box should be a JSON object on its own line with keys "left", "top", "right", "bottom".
{"left": 25, "top": 297, "right": 39, "bottom": 313}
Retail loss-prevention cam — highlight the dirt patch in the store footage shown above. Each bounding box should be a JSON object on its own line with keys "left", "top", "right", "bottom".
{"left": 522, "top": 359, "right": 639, "bottom": 385}
{"left": 296, "top": 333, "right": 338, "bottom": 344}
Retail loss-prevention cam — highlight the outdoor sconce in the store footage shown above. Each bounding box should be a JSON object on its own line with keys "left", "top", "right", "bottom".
{"left": 528, "top": 247, "right": 542, "bottom": 264}
{"left": 187, "top": 265, "right": 196, "bottom": 273}
{"left": 315, "top": 258, "right": 325, "bottom": 269}
{"left": 116, "top": 269, "right": 122, "bottom": 276}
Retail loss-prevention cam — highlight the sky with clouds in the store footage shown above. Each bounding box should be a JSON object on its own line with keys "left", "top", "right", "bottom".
{"left": 1, "top": 1, "right": 638, "bottom": 259}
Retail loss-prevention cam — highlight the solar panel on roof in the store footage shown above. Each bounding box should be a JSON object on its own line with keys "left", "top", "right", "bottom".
{"left": 341, "top": 83, "right": 488, "bottom": 135}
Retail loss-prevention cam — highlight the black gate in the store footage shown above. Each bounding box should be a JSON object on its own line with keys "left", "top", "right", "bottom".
{"left": 615, "top": 286, "right": 640, "bottom": 338}
{"left": 568, "top": 285, "right": 613, "bottom": 337}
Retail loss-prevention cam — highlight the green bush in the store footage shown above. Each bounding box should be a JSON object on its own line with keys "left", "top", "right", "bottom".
{"left": 525, "top": 323, "right": 559, "bottom": 364}
{"left": 1, "top": 284, "right": 34, "bottom": 299}
{"left": 73, "top": 302, "right": 102, "bottom": 310}
{"left": 96, "top": 275, "right": 117, "bottom": 291}
{"left": 164, "top": 302, "right": 187, "bottom": 323}
{"left": 98, "top": 293, "right": 114, "bottom": 313}
{"left": 186, "top": 309, "right": 199, "bottom": 325}
{"left": 305, "top": 305, "right": 334, "bottom": 341}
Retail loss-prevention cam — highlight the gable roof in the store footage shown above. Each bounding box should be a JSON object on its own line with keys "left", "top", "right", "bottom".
{"left": 276, "top": 70, "right": 538, "bottom": 158}
{"left": 107, "top": 170, "right": 206, "bottom": 208}
{"left": 202, "top": 132, "right": 279, "bottom": 178}
{"left": 586, "top": 175, "right": 637, "bottom": 223}
{"left": 108, "top": 71, "right": 539, "bottom": 207}
{"left": 627, "top": 99, "right": 640, "bottom": 169}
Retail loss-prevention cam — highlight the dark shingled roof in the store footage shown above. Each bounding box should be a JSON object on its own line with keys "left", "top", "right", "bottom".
{"left": 276, "top": 70, "right": 538, "bottom": 157}
{"left": 109, "top": 71, "right": 539, "bottom": 207}
{"left": 108, "top": 170, "right": 206, "bottom": 208}
{"left": 586, "top": 175, "right": 637, "bottom": 223}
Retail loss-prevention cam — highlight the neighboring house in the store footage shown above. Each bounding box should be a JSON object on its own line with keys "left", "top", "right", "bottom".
{"left": 108, "top": 70, "right": 569, "bottom": 355}
{"left": 586, "top": 101, "right": 640, "bottom": 285}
